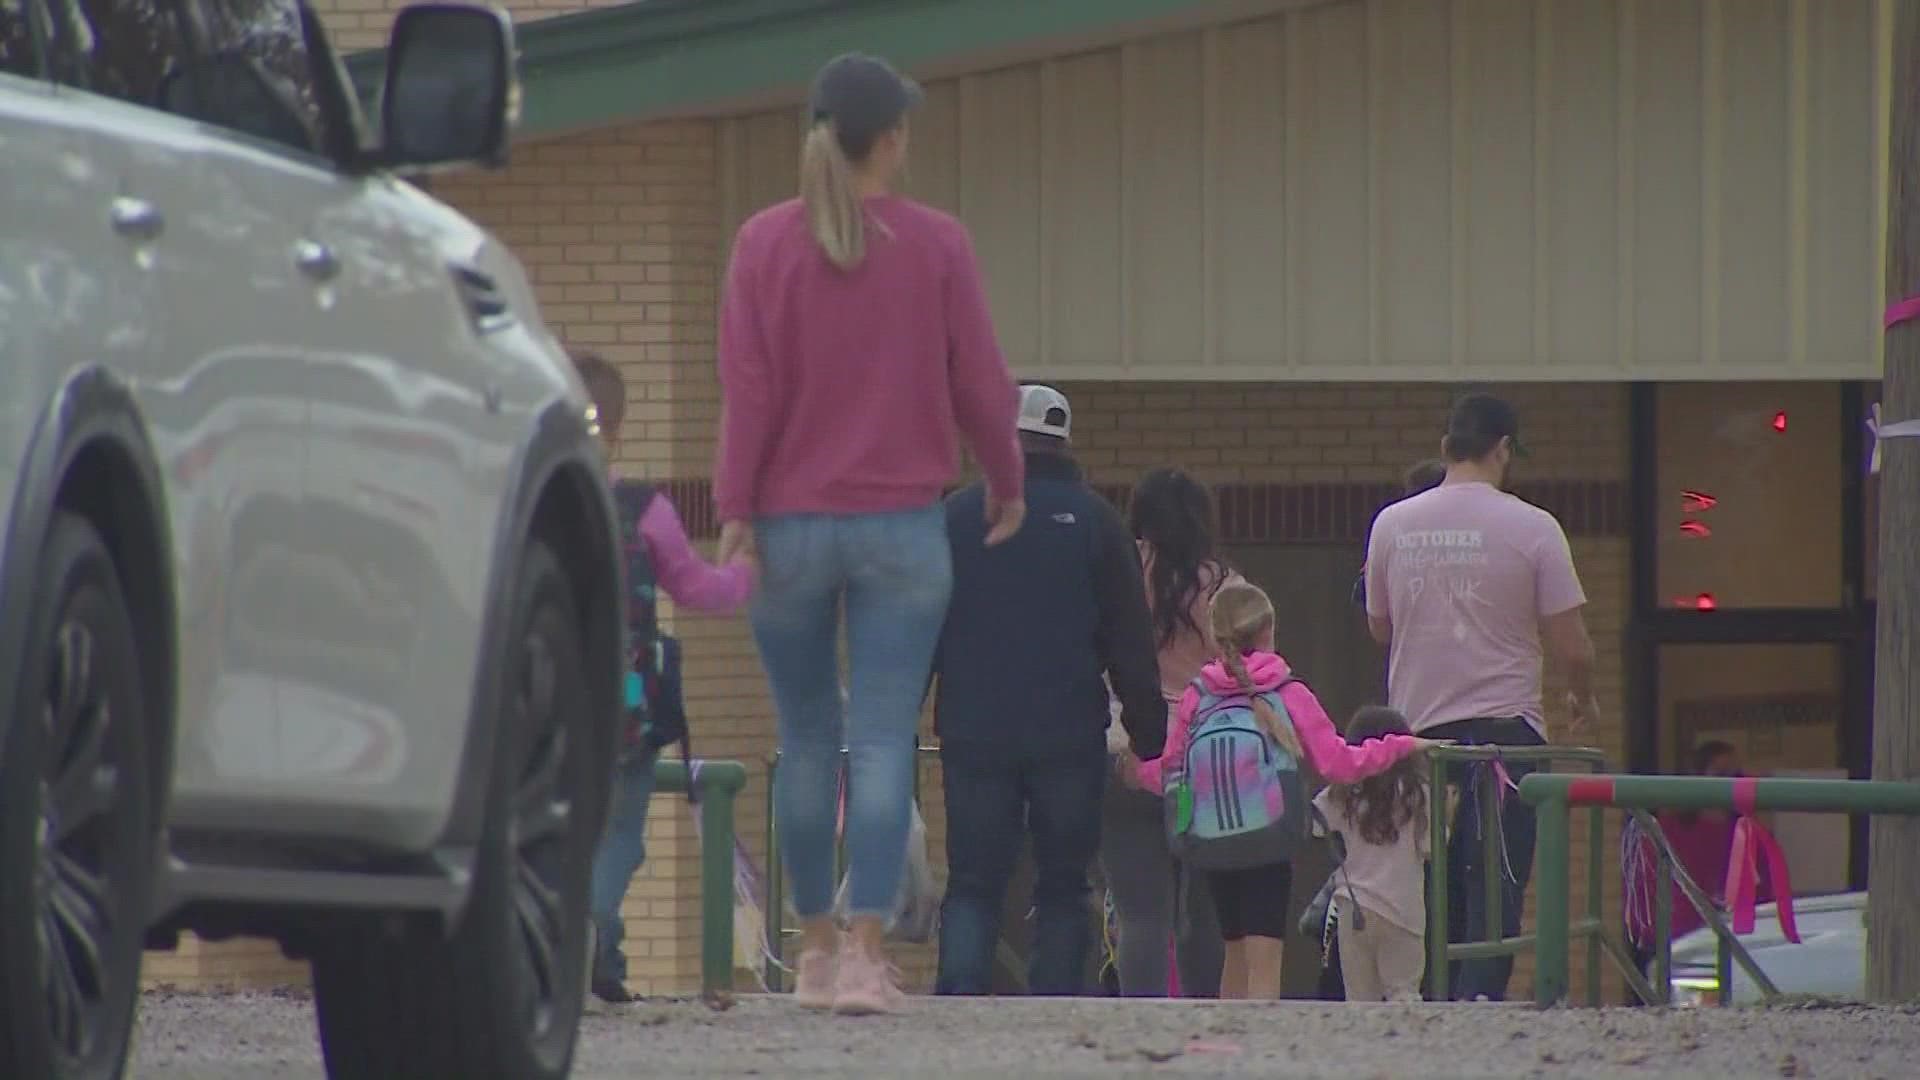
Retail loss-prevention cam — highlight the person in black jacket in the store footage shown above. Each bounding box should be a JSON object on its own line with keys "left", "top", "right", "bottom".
{"left": 932, "top": 384, "right": 1165, "bottom": 996}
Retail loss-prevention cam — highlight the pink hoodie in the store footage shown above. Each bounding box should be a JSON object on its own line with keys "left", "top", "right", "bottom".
{"left": 635, "top": 493, "right": 752, "bottom": 615}
{"left": 1137, "top": 651, "right": 1421, "bottom": 795}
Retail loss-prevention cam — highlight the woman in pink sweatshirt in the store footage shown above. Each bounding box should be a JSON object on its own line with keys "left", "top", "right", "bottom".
{"left": 713, "top": 53, "right": 1025, "bottom": 1015}
{"left": 1140, "top": 581, "right": 1443, "bottom": 999}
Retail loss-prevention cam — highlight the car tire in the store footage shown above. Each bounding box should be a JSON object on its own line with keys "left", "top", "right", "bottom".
{"left": 311, "top": 537, "right": 605, "bottom": 1080}
{"left": 0, "top": 511, "right": 155, "bottom": 1080}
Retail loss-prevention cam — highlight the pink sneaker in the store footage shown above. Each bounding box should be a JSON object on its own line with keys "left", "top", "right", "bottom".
{"left": 793, "top": 943, "right": 838, "bottom": 1011}
{"left": 832, "top": 948, "right": 904, "bottom": 1016}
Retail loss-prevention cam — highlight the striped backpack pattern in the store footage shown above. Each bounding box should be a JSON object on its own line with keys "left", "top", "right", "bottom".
{"left": 1163, "top": 677, "right": 1310, "bottom": 871}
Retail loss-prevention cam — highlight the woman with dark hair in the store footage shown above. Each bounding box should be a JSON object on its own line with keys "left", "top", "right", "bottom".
{"left": 1097, "top": 468, "right": 1235, "bottom": 997}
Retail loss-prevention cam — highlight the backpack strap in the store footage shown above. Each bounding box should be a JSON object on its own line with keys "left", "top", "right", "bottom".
{"left": 653, "top": 635, "right": 696, "bottom": 803}
{"left": 611, "top": 479, "right": 660, "bottom": 726}
{"left": 612, "top": 479, "right": 657, "bottom": 525}
{"left": 1191, "top": 673, "right": 1301, "bottom": 715}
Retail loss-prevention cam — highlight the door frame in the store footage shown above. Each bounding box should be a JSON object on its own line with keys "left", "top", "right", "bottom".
{"left": 1623, "top": 381, "right": 1876, "bottom": 889}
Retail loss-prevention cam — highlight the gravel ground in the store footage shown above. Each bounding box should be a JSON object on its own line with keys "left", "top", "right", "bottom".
{"left": 132, "top": 988, "right": 1919, "bottom": 1079}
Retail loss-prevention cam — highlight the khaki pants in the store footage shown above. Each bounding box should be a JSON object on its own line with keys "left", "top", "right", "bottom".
{"left": 1336, "top": 904, "right": 1425, "bottom": 1002}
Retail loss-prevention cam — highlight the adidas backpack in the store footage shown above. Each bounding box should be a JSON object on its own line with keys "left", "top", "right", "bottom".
{"left": 1162, "top": 677, "right": 1310, "bottom": 871}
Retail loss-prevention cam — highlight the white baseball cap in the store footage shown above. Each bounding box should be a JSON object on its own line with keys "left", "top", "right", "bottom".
{"left": 1017, "top": 384, "right": 1071, "bottom": 440}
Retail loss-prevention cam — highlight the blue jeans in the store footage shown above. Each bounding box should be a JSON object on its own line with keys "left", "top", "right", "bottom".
{"left": 589, "top": 752, "right": 657, "bottom": 986}
{"left": 752, "top": 504, "right": 952, "bottom": 919}
{"left": 935, "top": 748, "right": 1106, "bottom": 996}
{"left": 1429, "top": 716, "right": 1545, "bottom": 1001}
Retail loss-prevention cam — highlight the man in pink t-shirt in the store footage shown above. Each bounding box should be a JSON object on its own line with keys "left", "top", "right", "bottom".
{"left": 1362, "top": 393, "right": 1599, "bottom": 1001}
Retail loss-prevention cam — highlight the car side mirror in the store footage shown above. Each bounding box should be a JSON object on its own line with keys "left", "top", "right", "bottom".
{"left": 378, "top": 2, "right": 519, "bottom": 171}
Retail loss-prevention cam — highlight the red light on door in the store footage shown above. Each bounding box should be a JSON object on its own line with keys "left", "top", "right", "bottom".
{"left": 1772, "top": 411, "right": 1788, "bottom": 433}
{"left": 1681, "top": 490, "right": 1718, "bottom": 513}
{"left": 1694, "top": 593, "right": 1717, "bottom": 611}
{"left": 1679, "top": 521, "right": 1712, "bottom": 538}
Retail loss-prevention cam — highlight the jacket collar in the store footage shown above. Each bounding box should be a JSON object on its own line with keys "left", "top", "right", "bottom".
{"left": 1024, "top": 449, "right": 1083, "bottom": 483}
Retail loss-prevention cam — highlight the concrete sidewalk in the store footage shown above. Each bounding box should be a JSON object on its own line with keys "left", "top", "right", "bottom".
{"left": 136, "top": 989, "right": 1916, "bottom": 1078}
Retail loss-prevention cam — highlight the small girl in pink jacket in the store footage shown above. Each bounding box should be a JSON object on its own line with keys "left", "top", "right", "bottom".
{"left": 1138, "top": 581, "right": 1445, "bottom": 999}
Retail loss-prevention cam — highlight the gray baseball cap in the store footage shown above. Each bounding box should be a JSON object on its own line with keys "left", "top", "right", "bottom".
{"left": 809, "top": 53, "right": 923, "bottom": 145}
{"left": 1017, "top": 384, "right": 1072, "bottom": 440}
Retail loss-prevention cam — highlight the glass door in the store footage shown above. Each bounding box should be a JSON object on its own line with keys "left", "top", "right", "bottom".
{"left": 1628, "top": 382, "right": 1873, "bottom": 890}
{"left": 1656, "top": 643, "right": 1851, "bottom": 896}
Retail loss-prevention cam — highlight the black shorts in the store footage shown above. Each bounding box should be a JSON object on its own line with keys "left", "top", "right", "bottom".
{"left": 1204, "top": 862, "right": 1294, "bottom": 941}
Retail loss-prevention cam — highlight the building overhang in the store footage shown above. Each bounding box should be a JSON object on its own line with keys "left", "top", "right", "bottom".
{"left": 346, "top": 0, "right": 1271, "bottom": 139}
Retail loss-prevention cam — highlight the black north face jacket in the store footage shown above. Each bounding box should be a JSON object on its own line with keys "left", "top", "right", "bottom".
{"left": 933, "top": 451, "right": 1165, "bottom": 762}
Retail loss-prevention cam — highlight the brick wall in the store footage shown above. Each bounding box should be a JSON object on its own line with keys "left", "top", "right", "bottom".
{"left": 143, "top": 936, "right": 308, "bottom": 991}
{"left": 139, "top": 103, "right": 1635, "bottom": 999}
{"left": 314, "top": 0, "right": 624, "bottom": 52}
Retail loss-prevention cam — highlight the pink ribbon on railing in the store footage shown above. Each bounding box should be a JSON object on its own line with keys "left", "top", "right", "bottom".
{"left": 1478, "top": 756, "right": 1525, "bottom": 885}
{"left": 1489, "top": 759, "right": 1520, "bottom": 805}
{"left": 1723, "top": 777, "right": 1800, "bottom": 943}
{"left": 834, "top": 770, "right": 847, "bottom": 837}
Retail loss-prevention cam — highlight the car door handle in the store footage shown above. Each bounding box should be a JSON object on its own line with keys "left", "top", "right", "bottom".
{"left": 294, "top": 239, "right": 341, "bottom": 283}
{"left": 109, "top": 197, "right": 164, "bottom": 241}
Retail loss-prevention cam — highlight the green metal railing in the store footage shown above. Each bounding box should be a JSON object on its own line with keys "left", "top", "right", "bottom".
{"left": 1521, "top": 774, "right": 1920, "bottom": 1006}
{"left": 1616, "top": 804, "right": 1778, "bottom": 1007}
{"left": 652, "top": 757, "right": 746, "bottom": 993}
{"left": 1424, "top": 745, "right": 1610, "bottom": 1003}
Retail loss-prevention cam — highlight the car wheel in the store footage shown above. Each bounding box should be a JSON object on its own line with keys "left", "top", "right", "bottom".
{"left": 0, "top": 511, "right": 155, "bottom": 1080}
{"left": 312, "top": 537, "right": 604, "bottom": 1080}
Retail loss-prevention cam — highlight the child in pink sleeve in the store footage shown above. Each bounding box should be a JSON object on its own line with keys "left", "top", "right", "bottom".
{"left": 636, "top": 492, "right": 752, "bottom": 615}
{"left": 572, "top": 351, "right": 754, "bottom": 1004}
{"left": 1150, "top": 580, "right": 1440, "bottom": 999}
{"left": 1313, "top": 707, "right": 1433, "bottom": 1002}
{"left": 1137, "top": 619, "right": 1429, "bottom": 800}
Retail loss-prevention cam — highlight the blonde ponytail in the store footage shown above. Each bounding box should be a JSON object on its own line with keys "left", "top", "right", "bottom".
{"left": 1209, "top": 582, "right": 1302, "bottom": 759}
{"left": 799, "top": 121, "right": 865, "bottom": 270}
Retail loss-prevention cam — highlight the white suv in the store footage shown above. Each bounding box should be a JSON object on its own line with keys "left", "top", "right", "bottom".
{"left": 0, "top": 4, "right": 625, "bottom": 1078}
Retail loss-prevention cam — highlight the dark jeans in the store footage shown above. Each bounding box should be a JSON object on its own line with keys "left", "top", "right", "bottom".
{"left": 936, "top": 746, "right": 1106, "bottom": 996}
{"left": 589, "top": 752, "right": 658, "bottom": 988}
{"left": 1099, "top": 782, "right": 1223, "bottom": 997}
{"left": 1426, "top": 715, "right": 1546, "bottom": 1002}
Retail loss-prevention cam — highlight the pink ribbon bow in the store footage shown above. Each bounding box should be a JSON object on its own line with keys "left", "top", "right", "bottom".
{"left": 1489, "top": 758, "right": 1520, "bottom": 806}
{"left": 1723, "top": 778, "right": 1800, "bottom": 943}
